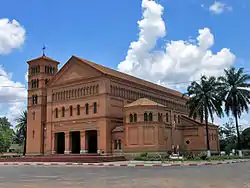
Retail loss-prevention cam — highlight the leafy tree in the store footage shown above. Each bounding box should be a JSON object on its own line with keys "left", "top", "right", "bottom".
{"left": 0, "top": 117, "right": 13, "bottom": 153}
{"left": 241, "top": 127, "right": 250, "bottom": 149}
{"left": 15, "top": 110, "right": 27, "bottom": 155}
{"left": 185, "top": 75, "right": 224, "bottom": 156}
{"left": 218, "top": 67, "right": 250, "bottom": 154}
{"left": 219, "top": 119, "right": 237, "bottom": 153}
{"left": 219, "top": 118, "right": 236, "bottom": 138}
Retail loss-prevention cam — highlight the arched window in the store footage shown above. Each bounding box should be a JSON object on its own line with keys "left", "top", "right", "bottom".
{"left": 36, "top": 79, "right": 39, "bottom": 88}
{"left": 174, "top": 114, "right": 177, "bottom": 123}
{"left": 166, "top": 113, "right": 169, "bottom": 122}
{"left": 32, "top": 95, "right": 38, "bottom": 104}
{"left": 45, "top": 79, "right": 49, "bottom": 85}
{"left": 77, "top": 105, "right": 80, "bottom": 115}
{"left": 62, "top": 107, "right": 65, "bottom": 117}
{"left": 149, "top": 112, "right": 153, "bottom": 121}
{"left": 114, "top": 140, "right": 117, "bottom": 149}
{"left": 86, "top": 87, "right": 89, "bottom": 95}
{"left": 144, "top": 112, "right": 148, "bottom": 122}
{"left": 158, "top": 113, "right": 163, "bottom": 122}
{"left": 52, "top": 68, "right": 56, "bottom": 74}
{"left": 114, "top": 140, "right": 122, "bottom": 150}
{"left": 133, "top": 113, "right": 137, "bottom": 122}
{"left": 178, "top": 115, "right": 181, "bottom": 124}
{"left": 69, "top": 90, "right": 71, "bottom": 99}
{"left": 93, "top": 102, "right": 97, "bottom": 114}
{"left": 55, "top": 108, "right": 58, "bottom": 118}
{"left": 85, "top": 103, "right": 89, "bottom": 115}
{"left": 118, "top": 139, "right": 121, "bottom": 150}
{"left": 69, "top": 105, "right": 73, "bottom": 116}
{"left": 129, "top": 114, "right": 133, "bottom": 123}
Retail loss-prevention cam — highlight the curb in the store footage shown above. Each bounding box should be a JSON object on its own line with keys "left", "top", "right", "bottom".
{"left": 0, "top": 160, "right": 249, "bottom": 167}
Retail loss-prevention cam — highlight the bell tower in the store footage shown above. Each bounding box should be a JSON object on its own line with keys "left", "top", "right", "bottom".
{"left": 26, "top": 53, "right": 60, "bottom": 155}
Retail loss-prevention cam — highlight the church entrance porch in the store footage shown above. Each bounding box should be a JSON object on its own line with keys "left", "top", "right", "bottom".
{"left": 86, "top": 130, "right": 98, "bottom": 154}
{"left": 71, "top": 131, "right": 81, "bottom": 154}
{"left": 56, "top": 132, "right": 65, "bottom": 154}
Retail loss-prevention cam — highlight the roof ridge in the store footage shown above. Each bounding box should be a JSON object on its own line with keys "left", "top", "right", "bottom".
{"left": 73, "top": 56, "right": 187, "bottom": 100}
{"left": 27, "top": 55, "right": 60, "bottom": 64}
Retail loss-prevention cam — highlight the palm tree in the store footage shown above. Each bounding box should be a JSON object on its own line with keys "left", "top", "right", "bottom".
{"left": 185, "top": 75, "right": 224, "bottom": 157}
{"left": 218, "top": 67, "right": 250, "bottom": 156}
{"left": 15, "top": 110, "right": 27, "bottom": 156}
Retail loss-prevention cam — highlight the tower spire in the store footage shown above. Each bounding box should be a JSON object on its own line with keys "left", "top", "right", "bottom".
{"left": 42, "top": 45, "right": 46, "bottom": 56}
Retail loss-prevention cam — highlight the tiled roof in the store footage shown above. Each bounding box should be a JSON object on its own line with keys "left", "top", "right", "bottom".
{"left": 73, "top": 56, "right": 188, "bottom": 99}
{"left": 181, "top": 115, "right": 218, "bottom": 127}
{"left": 27, "top": 55, "right": 60, "bottom": 64}
{"left": 124, "top": 98, "right": 165, "bottom": 108}
{"left": 112, "top": 126, "right": 124, "bottom": 133}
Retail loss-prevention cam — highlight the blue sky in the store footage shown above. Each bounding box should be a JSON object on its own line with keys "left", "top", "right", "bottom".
{"left": 0, "top": 0, "right": 249, "bottom": 127}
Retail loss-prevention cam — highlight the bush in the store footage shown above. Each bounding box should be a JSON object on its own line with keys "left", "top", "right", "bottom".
{"left": 140, "top": 152, "right": 148, "bottom": 158}
{"left": 198, "top": 152, "right": 207, "bottom": 160}
{"left": 134, "top": 152, "right": 169, "bottom": 161}
{"left": 208, "top": 155, "right": 242, "bottom": 161}
{"left": 182, "top": 152, "right": 194, "bottom": 160}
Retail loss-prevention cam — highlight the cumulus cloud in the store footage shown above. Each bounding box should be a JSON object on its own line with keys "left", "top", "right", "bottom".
{"left": 239, "top": 118, "right": 249, "bottom": 130}
{"left": 0, "top": 18, "right": 25, "bottom": 55}
{"left": 209, "top": 1, "right": 232, "bottom": 14}
{"left": 118, "top": 0, "right": 236, "bottom": 89}
{"left": 25, "top": 72, "right": 28, "bottom": 82}
{"left": 0, "top": 66, "right": 27, "bottom": 124}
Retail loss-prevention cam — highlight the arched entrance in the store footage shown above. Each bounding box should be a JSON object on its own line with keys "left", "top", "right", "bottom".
{"left": 71, "top": 131, "right": 80, "bottom": 154}
{"left": 86, "top": 130, "right": 97, "bottom": 153}
{"left": 56, "top": 132, "right": 65, "bottom": 154}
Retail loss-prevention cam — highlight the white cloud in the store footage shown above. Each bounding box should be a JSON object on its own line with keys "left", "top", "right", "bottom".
{"left": 118, "top": 0, "right": 236, "bottom": 90}
{"left": 25, "top": 72, "right": 28, "bottom": 82}
{"left": 209, "top": 1, "right": 232, "bottom": 14}
{"left": 239, "top": 118, "right": 249, "bottom": 130}
{"left": 0, "top": 18, "right": 25, "bottom": 55}
{"left": 0, "top": 66, "right": 27, "bottom": 124}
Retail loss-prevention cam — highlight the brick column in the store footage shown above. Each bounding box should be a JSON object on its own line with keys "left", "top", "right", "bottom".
{"left": 80, "top": 130, "right": 87, "bottom": 154}
{"left": 64, "top": 132, "right": 71, "bottom": 154}
{"left": 97, "top": 130, "right": 100, "bottom": 154}
{"left": 52, "top": 133, "right": 56, "bottom": 154}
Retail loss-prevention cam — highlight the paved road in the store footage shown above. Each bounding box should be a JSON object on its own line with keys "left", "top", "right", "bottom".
{"left": 0, "top": 162, "right": 249, "bottom": 188}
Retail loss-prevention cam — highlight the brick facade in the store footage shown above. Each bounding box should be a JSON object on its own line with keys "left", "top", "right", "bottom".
{"left": 26, "top": 55, "right": 219, "bottom": 156}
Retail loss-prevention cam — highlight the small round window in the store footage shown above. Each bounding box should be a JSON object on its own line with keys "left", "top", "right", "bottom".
{"left": 186, "top": 140, "right": 190, "bottom": 145}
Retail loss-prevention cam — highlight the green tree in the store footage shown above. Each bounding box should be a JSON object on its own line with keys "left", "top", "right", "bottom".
{"left": 0, "top": 117, "right": 13, "bottom": 153}
{"left": 241, "top": 127, "right": 250, "bottom": 149}
{"left": 219, "top": 118, "right": 236, "bottom": 138}
{"left": 219, "top": 67, "right": 250, "bottom": 155}
{"left": 185, "top": 75, "right": 224, "bottom": 157}
{"left": 15, "top": 110, "right": 27, "bottom": 156}
{"left": 219, "top": 118, "right": 237, "bottom": 153}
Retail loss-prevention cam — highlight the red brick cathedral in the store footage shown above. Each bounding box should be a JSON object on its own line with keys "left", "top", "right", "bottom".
{"left": 26, "top": 55, "right": 219, "bottom": 156}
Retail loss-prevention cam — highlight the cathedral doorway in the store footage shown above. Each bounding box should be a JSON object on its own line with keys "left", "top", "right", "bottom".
{"left": 86, "top": 130, "right": 98, "bottom": 153}
{"left": 56, "top": 132, "right": 65, "bottom": 154}
{"left": 71, "top": 131, "right": 80, "bottom": 154}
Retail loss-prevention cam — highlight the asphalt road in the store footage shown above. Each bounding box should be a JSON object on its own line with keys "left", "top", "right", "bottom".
{"left": 0, "top": 162, "right": 249, "bottom": 188}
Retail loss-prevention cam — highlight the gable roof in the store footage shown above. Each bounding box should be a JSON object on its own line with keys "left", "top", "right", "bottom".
{"left": 45, "top": 55, "right": 187, "bottom": 99}
{"left": 73, "top": 56, "right": 187, "bottom": 99}
{"left": 112, "top": 126, "right": 124, "bottom": 133}
{"left": 124, "top": 98, "right": 165, "bottom": 108}
{"left": 27, "top": 55, "right": 60, "bottom": 65}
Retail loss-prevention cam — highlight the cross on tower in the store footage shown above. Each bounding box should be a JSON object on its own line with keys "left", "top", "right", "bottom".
{"left": 42, "top": 45, "right": 46, "bottom": 56}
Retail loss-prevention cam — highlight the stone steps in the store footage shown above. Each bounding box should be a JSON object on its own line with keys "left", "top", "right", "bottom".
{"left": 0, "top": 155, "right": 126, "bottom": 163}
